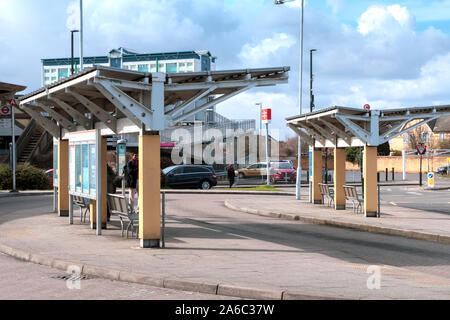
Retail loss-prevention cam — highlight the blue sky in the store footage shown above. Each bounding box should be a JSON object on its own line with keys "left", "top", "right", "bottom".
{"left": 1, "top": 0, "right": 450, "bottom": 139}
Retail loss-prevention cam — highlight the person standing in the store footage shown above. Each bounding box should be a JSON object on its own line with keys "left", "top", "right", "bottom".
{"left": 125, "top": 153, "right": 139, "bottom": 212}
{"left": 227, "top": 164, "right": 235, "bottom": 188}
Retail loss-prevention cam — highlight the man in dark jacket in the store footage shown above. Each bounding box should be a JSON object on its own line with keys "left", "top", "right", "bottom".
{"left": 227, "top": 164, "right": 235, "bottom": 188}
{"left": 125, "top": 153, "right": 139, "bottom": 212}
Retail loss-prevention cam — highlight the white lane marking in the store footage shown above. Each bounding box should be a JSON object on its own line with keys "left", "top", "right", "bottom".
{"left": 406, "top": 192, "right": 422, "bottom": 196}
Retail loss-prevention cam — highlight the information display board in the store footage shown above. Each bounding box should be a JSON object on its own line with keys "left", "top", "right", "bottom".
{"left": 68, "top": 130, "right": 99, "bottom": 200}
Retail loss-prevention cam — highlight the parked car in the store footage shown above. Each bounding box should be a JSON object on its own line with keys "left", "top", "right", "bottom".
{"left": 437, "top": 165, "right": 450, "bottom": 176}
{"left": 270, "top": 161, "right": 297, "bottom": 183}
{"left": 235, "top": 162, "right": 268, "bottom": 179}
{"left": 161, "top": 165, "right": 217, "bottom": 190}
{"left": 45, "top": 169, "right": 54, "bottom": 188}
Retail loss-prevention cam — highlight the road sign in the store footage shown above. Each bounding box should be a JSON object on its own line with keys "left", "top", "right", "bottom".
{"left": 0, "top": 105, "right": 11, "bottom": 117}
{"left": 262, "top": 108, "right": 271, "bottom": 124}
{"left": 416, "top": 144, "right": 427, "bottom": 155}
{"left": 363, "top": 104, "right": 371, "bottom": 111}
{"left": 9, "top": 99, "right": 17, "bottom": 107}
{"left": 428, "top": 172, "right": 435, "bottom": 188}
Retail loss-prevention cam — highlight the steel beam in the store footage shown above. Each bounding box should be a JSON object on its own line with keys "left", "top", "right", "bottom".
{"left": 287, "top": 124, "right": 314, "bottom": 145}
{"left": 172, "top": 84, "right": 256, "bottom": 123}
{"left": 35, "top": 102, "right": 75, "bottom": 131}
{"left": 67, "top": 88, "right": 117, "bottom": 133}
{"left": 335, "top": 115, "right": 370, "bottom": 144}
{"left": 168, "top": 86, "right": 217, "bottom": 117}
{"left": 48, "top": 95, "right": 91, "bottom": 129}
{"left": 93, "top": 80, "right": 147, "bottom": 128}
{"left": 20, "top": 105, "right": 60, "bottom": 138}
{"left": 318, "top": 119, "right": 352, "bottom": 144}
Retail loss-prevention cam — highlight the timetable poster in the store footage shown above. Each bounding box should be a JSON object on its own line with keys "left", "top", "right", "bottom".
{"left": 82, "top": 144, "right": 89, "bottom": 194}
{"left": 89, "top": 144, "right": 96, "bottom": 197}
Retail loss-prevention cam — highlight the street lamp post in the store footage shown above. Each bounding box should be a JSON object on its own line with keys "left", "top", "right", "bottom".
{"left": 275, "top": 0, "right": 304, "bottom": 200}
{"left": 310, "top": 49, "right": 317, "bottom": 113}
{"left": 71, "top": 30, "right": 79, "bottom": 75}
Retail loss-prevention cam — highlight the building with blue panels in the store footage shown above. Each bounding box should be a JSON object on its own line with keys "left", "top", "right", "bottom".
{"left": 41, "top": 48, "right": 217, "bottom": 86}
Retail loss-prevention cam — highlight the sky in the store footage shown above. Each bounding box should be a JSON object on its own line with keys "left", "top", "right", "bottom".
{"left": 1, "top": 0, "right": 450, "bottom": 139}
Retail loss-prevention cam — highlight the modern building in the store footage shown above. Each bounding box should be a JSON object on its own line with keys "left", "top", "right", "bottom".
{"left": 41, "top": 48, "right": 217, "bottom": 86}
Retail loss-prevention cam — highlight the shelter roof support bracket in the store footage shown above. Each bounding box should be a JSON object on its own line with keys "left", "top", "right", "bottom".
{"left": 379, "top": 115, "right": 440, "bottom": 144}
{"left": 20, "top": 105, "right": 60, "bottom": 139}
{"left": 317, "top": 119, "right": 352, "bottom": 145}
{"left": 335, "top": 115, "right": 370, "bottom": 144}
{"left": 66, "top": 88, "right": 117, "bottom": 133}
{"left": 35, "top": 102, "right": 75, "bottom": 131}
{"left": 171, "top": 84, "right": 257, "bottom": 123}
{"left": 287, "top": 124, "right": 314, "bottom": 145}
{"left": 307, "top": 121, "right": 336, "bottom": 147}
{"left": 294, "top": 122, "right": 325, "bottom": 145}
{"left": 93, "top": 80, "right": 151, "bottom": 128}
{"left": 48, "top": 95, "right": 91, "bottom": 129}
{"left": 168, "top": 86, "right": 217, "bottom": 117}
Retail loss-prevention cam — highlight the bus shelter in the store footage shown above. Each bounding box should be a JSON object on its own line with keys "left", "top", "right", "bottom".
{"left": 286, "top": 105, "right": 450, "bottom": 217}
{"left": 18, "top": 65, "right": 289, "bottom": 248}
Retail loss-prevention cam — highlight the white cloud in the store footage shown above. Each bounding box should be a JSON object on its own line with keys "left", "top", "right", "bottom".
{"left": 357, "top": 4, "right": 415, "bottom": 36}
{"left": 239, "top": 33, "right": 296, "bottom": 67}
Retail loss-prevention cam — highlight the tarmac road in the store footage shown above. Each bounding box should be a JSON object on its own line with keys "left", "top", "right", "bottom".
{"left": 0, "top": 194, "right": 449, "bottom": 299}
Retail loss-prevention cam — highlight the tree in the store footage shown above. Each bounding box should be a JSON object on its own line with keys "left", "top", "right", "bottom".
{"left": 377, "top": 141, "right": 390, "bottom": 156}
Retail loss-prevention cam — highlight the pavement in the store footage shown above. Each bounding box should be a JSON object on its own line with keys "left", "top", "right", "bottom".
{"left": 225, "top": 194, "right": 450, "bottom": 244}
{"left": 0, "top": 194, "right": 449, "bottom": 300}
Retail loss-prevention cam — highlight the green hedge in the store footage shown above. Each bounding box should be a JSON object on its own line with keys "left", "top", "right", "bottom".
{"left": 0, "top": 165, "right": 51, "bottom": 190}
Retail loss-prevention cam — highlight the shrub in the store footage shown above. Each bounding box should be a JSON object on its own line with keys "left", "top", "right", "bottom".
{"left": 0, "top": 164, "right": 51, "bottom": 190}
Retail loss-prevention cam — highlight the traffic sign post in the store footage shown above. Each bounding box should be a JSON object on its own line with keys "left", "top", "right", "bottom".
{"left": 9, "top": 99, "right": 17, "bottom": 192}
{"left": 363, "top": 104, "right": 371, "bottom": 111}
{"left": 428, "top": 172, "right": 435, "bottom": 188}
{"left": 416, "top": 144, "right": 426, "bottom": 186}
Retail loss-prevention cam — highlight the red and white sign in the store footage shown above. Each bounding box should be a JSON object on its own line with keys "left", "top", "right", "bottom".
{"left": 0, "top": 105, "right": 11, "bottom": 117}
{"left": 9, "top": 99, "right": 17, "bottom": 107}
{"left": 262, "top": 108, "right": 272, "bottom": 124}
{"left": 363, "top": 104, "right": 371, "bottom": 111}
{"left": 416, "top": 144, "right": 427, "bottom": 155}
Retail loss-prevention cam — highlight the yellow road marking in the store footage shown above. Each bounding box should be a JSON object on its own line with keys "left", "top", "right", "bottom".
{"left": 389, "top": 202, "right": 397, "bottom": 206}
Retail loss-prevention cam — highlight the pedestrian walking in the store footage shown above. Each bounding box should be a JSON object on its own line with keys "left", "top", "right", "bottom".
{"left": 227, "top": 164, "right": 235, "bottom": 188}
{"left": 125, "top": 153, "right": 139, "bottom": 213}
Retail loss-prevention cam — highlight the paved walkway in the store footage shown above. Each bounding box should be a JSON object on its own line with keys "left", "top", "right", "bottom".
{"left": 0, "top": 194, "right": 449, "bottom": 299}
{"left": 225, "top": 195, "right": 450, "bottom": 243}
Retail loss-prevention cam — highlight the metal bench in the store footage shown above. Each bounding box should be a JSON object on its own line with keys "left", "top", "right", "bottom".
{"left": 73, "top": 195, "right": 90, "bottom": 223}
{"left": 107, "top": 193, "right": 139, "bottom": 238}
{"left": 318, "top": 183, "right": 334, "bottom": 207}
{"left": 343, "top": 185, "right": 364, "bottom": 213}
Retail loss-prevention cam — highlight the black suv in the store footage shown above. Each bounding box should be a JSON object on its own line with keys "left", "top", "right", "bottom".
{"left": 161, "top": 165, "right": 217, "bottom": 190}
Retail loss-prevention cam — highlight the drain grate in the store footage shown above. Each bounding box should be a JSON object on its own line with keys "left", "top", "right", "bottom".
{"left": 51, "top": 274, "right": 91, "bottom": 281}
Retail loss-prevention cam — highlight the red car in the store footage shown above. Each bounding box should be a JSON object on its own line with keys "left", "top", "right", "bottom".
{"left": 270, "top": 161, "right": 296, "bottom": 183}
{"left": 45, "top": 169, "right": 54, "bottom": 188}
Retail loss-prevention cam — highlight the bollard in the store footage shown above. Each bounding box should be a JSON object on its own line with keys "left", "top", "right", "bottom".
{"left": 385, "top": 168, "right": 388, "bottom": 181}
{"left": 161, "top": 191, "right": 166, "bottom": 249}
{"left": 392, "top": 168, "right": 395, "bottom": 181}
{"left": 377, "top": 172, "right": 380, "bottom": 182}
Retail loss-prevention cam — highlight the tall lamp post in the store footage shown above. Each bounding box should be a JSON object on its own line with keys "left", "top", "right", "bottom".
{"left": 275, "top": 0, "right": 304, "bottom": 200}
{"left": 310, "top": 49, "right": 317, "bottom": 113}
{"left": 71, "top": 30, "right": 79, "bottom": 75}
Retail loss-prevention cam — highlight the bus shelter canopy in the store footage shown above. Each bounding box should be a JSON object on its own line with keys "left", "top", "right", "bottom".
{"left": 0, "top": 82, "right": 26, "bottom": 102}
{"left": 286, "top": 105, "right": 450, "bottom": 148}
{"left": 19, "top": 66, "right": 289, "bottom": 139}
